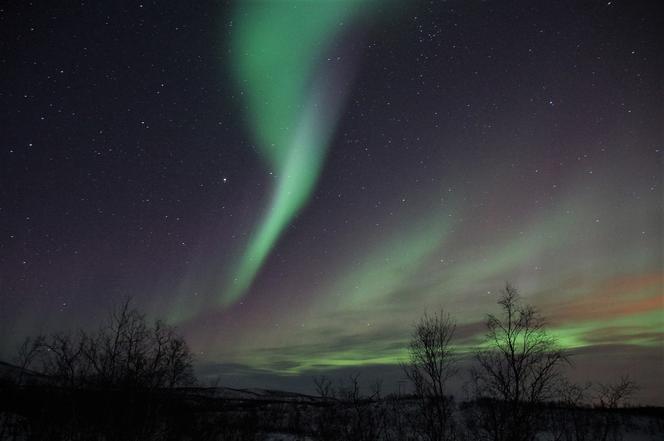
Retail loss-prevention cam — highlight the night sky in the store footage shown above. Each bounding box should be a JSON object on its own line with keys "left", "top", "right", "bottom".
{"left": 1, "top": 1, "right": 662, "bottom": 403}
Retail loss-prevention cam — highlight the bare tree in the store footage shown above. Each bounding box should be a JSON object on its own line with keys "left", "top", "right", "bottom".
{"left": 549, "top": 379, "right": 595, "bottom": 441}
{"left": 40, "top": 331, "right": 88, "bottom": 388}
{"left": 370, "top": 378, "right": 383, "bottom": 401}
{"left": 549, "top": 376, "right": 639, "bottom": 441}
{"left": 594, "top": 376, "right": 638, "bottom": 441}
{"left": 313, "top": 375, "right": 335, "bottom": 399}
{"left": 468, "top": 283, "right": 568, "bottom": 441}
{"left": 403, "top": 310, "right": 458, "bottom": 441}
{"left": 14, "top": 335, "right": 46, "bottom": 385}
{"left": 311, "top": 375, "right": 339, "bottom": 441}
{"left": 29, "top": 299, "right": 194, "bottom": 389}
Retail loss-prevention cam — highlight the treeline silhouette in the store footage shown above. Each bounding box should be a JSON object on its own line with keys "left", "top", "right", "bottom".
{"left": 1, "top": 285, "right": 662, "bottom": 440}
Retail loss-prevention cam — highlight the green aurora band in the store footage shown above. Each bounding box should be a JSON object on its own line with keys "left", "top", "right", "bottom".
{"left": 223, "top": 1, "right": 373, "bottom": 306}
{"left": 207, "top": 184, "right": 662, "bottom": 374}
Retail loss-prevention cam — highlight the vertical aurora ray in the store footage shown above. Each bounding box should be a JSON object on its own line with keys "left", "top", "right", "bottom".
{"left": 221, "top": 1, "right": 372, "bottom": 306}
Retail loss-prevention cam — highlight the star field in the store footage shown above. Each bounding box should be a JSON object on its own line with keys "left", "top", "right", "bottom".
{"left": 1, "top": 0, "right": 662, "bottom": 403}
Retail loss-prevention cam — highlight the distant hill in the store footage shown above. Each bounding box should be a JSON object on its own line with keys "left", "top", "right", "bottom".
{"left": 0, "top": 360, "right": 52, "bottom": 385}
{"left": 180, "top": 386, "right": 324, "bottom": 403}
{"left": 0, "top": 359, "right": 321, "bottom": 403}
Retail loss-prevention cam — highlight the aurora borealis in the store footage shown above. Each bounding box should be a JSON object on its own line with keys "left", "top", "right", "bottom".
{"left": 1, "top": 0, "right": 662, "bottom": 404}
{"left": 222, "top": 0, "right": 371, "bottom": 305}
